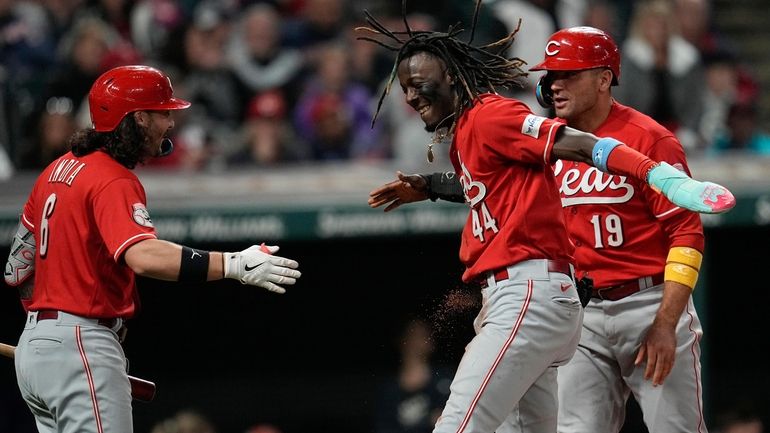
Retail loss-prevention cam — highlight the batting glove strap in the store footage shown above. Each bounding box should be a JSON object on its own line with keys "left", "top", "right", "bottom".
{"left": 223, "top": 245, "right": 301, "bottom": 294}
{"left": 647, "top": 162, "right": 736, "bottom": 214}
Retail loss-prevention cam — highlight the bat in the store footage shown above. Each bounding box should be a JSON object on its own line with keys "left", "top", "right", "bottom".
{"left": 0, "top": 342, "right": 155, "bottom": 402}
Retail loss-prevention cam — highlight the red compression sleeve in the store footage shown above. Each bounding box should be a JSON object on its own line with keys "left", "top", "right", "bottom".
{"left": 606, "top": 145, "right": 657, "bottom": 181}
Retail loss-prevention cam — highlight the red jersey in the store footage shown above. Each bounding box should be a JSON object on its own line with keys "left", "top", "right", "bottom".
{"left": 21, "top": 150, "right": 157, "bottom": 318}
{"left": 450, "top": 93, "right": 573, "bottom": 282}
{"left": 553, "top": 101, "right": 704, "bottom": 288}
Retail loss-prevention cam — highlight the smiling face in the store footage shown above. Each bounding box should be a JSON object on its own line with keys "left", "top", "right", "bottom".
{"left": 397, "top": 51, "right": 456, "bottom": 132}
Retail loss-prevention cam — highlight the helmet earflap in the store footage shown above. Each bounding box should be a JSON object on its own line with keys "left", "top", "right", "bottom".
{"left": 535, "top": 75, "right": 554, "bottom": 108}
{"left": 159, "top": 138, "right": 174, "bottom": 157}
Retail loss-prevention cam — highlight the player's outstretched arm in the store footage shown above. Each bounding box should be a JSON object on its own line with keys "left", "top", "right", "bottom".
{"left": 552, "top": 126, "right": 736, "bottom": 214}
{"left": 369, "top": 171, "right": 465, "bottom": 211}
{"left": 369, "top": 171, "right": 430, "bottom": 212}
{"left": 124, "top": 239, "right": 301, "bottom": 294}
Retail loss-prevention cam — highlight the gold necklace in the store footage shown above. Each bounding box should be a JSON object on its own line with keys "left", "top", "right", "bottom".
{"left": 428, "top": 114, "right": 455, "bottom": 163}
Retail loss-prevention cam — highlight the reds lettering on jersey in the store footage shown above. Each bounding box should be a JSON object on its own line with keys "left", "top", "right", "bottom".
{"left": 450, "top": 94, "right": 573, "bottom": 282}
{"left": 21, "top": 151, "right": 157, "bottom": 318}
{"left": 553, "top": 102, "right": 704, "bottom": 288}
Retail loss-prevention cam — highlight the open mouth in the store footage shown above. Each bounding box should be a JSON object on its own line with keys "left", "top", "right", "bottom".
{"left": 418, "top": 105, "right": 430, "bottom": 116}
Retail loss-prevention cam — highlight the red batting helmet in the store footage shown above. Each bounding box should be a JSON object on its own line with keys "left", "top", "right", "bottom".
{"left": 530, "top": 27, "right": 620, "bottom": 85}
{"left": 88, "top": 65, "right": 191, "bottom": 132}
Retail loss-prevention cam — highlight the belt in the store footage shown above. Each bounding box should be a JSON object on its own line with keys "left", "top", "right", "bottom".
{"left": 478, "top": 260, "right": 573, "bottom": 289}
{"left": 592, "top": 273, "right": 665, "bottom": 301}
{"left": 35, "top": 310, "right": 120, "bottom": 329}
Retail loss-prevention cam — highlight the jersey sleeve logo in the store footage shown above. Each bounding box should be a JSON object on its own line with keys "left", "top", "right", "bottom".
{"left": 132, "top": 203, "right": 154, "bottom": 228}
{"left": 522, "top": 114, "right": 546, "bottom": 139}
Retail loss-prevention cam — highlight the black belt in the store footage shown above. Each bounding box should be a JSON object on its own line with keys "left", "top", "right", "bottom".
{"left": 478, "top": 260, "right": 573, "bottom": 289}
{"left": 35, "top": 310, "right": 120, "bottom": 329}
{"left": 592, "top": 273, "right": 665, "bottom": 301}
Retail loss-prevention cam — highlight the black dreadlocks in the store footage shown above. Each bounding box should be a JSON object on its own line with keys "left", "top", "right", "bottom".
{"left": 357, "top": 0, "right": 528, "bottom": 128}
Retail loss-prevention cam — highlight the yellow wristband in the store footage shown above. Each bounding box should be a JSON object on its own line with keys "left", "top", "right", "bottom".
{"left": 666, "top": 247, "right": 703, "bottom": 271}
{"left": 665, "top": 262, "right": 699, "bottom": 290}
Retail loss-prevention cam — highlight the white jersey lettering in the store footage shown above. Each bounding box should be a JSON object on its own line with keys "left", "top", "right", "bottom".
{"left": 553, "top": 159, "right": 634, "bottom": 207}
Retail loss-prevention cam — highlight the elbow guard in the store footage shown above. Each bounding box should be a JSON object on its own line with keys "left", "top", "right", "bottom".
{"left": 4, "top": 223, "right": 36, "bottom": 286}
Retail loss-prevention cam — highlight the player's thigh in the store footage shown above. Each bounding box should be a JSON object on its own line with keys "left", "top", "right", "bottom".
{"left": 57, "top": 327, "right": 133, "bottom": 433}
{"left": 517, "top": 366, "right": 559, "bottom": 433}
{"left": 557, "top": 344, "right": 628, "bottom": 433}
{"left": 632, "top": 301, "right": 706, "bottom": 432}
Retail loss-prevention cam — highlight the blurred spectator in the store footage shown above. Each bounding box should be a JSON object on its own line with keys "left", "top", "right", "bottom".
{"left": 491, "top": 0, "right": 587, "bottom": 115}
{"left": 674, "top": 0, "right": 737, "bottom": 59}
{"left": 582, "top": 0, "right": 620, "bottom": 41}
{"left": 281, "top": 0, "right": 348, "bottom": 50}
{"left": 699, "top": 50, "right": 760, "bottom": 148}
{"left": 615, "top": 0, "right": 705, "bottom": 150}
{"left": 344, "top": 17, "right": 395, "bottom": 95}
{"left": 1, "top": 0, "right": 63, "bottom": 157}
{"left": 169, "top": 0, "right": 245, "bottom": 171}
{"left": 709, "top": 102, "right": 770, "bottom": 157}
{"left": 281, "top": 0, "right": 349, "bottom": 70}
{"left": 226, "top": 2, "right": 305, "bottom": 108}
{"left": 44, "top": 17, "right": 117, "bottom": 123}
{"left": 714, "top": 402, "right": 765, "bottom": 433}
{"left": 245, "top": 423, "right": 284, "bottom": 433}
{"left": 150, "top": 409, "right": 218, "bottom": 433}
{"left": 74, "top": 0, "right": 135, "bottom": 41}
{"left": 227, "top": 89, "right": 309, "bottom": 166}
{"left": 293, "top": 41, "right": 384, "bottom": 160}
{"left": 130, "top": 0, "right": 186, "bottom": 61}
{"left": 374, "top": 318, "right": 452, "bottom": 433}
{"left": 19, "top": 96, "right": 77, "bottom": 169}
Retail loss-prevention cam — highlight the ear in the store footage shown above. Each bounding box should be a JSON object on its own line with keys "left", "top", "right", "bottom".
{"left": 133, "top": 111, "right": 148, "bottom": 127}
{"left": 446, "top": 72, "right": 456, "bottom": 86}
{"left": 599, "top": 69, "right": 613, "bottom": 91}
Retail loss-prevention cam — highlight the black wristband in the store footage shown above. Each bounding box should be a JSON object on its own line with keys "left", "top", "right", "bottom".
{"left": 430, "top": 172, "right": 465, "bottom": 203}
{"left": 179, "top": 246, "right": 210, "bottom": 282}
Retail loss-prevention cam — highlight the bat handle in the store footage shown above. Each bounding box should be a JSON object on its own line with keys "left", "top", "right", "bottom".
{"left": 129, "top": 375, "right": 156, "bottom": 402}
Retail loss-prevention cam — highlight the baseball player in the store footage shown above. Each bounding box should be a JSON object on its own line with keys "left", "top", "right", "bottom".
{"left": 3, "top": 65, "right": 302, "bottom": 433}
{"left": 529, "top": 27, "right": 709, "bottom": 433}
{"left": 360, "top": 3, "right": 733, "bottom": 432}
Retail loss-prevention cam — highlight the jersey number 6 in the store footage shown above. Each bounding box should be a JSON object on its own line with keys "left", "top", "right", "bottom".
{"left": 39, "top": 193, "right": 57, "bottom": 258}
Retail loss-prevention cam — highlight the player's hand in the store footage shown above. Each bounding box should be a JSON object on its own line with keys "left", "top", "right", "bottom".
{"left": 647, "top": 162, "right": 736, "bottom": 214}
{"left": 368, "top": 171, "right": 429, "bottom": 212}
{"left": 634, "top": 318, "right": 677, "bottom": 386}
{"left": 223, "top": 245, "right": 301, "bottom": 294}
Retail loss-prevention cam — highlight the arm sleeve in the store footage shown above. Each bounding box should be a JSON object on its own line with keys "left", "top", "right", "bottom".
{"left": 641, "top": 135, "right": 695, "bottom": 218}
{"left": 642, "top": 135, "right": 704, "bottom": 251}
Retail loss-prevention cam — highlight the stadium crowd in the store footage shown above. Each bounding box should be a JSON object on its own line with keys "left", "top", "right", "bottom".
{"left": 0, "top": 0, "right": 767, "bottom": 180}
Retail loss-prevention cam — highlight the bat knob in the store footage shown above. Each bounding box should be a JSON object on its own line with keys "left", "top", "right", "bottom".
{"left": 129, "top": 375, "right": 156, "bottom": 402}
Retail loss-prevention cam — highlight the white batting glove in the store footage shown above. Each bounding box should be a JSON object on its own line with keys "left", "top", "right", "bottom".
{"left": 223, "top": 245, "right": 301, "bottom": 294}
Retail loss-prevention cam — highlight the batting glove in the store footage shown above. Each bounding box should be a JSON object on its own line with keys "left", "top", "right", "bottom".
{"left": 223, "top": 245, "right": 301, "bottom": 294}
{"left": 647, "top": 162, "right": 736, "bottom": 214}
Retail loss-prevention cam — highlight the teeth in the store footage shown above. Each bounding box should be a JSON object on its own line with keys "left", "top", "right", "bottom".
{"left": 419, "top": 106, "right": 430, "bottom": 115}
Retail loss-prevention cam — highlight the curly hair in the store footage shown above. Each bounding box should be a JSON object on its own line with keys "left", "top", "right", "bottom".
{"left": 357, "top": 0, "right": 528, "bottom": 128}
{"left": 70, "top": 114, "right": 151, "bottom": 169}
